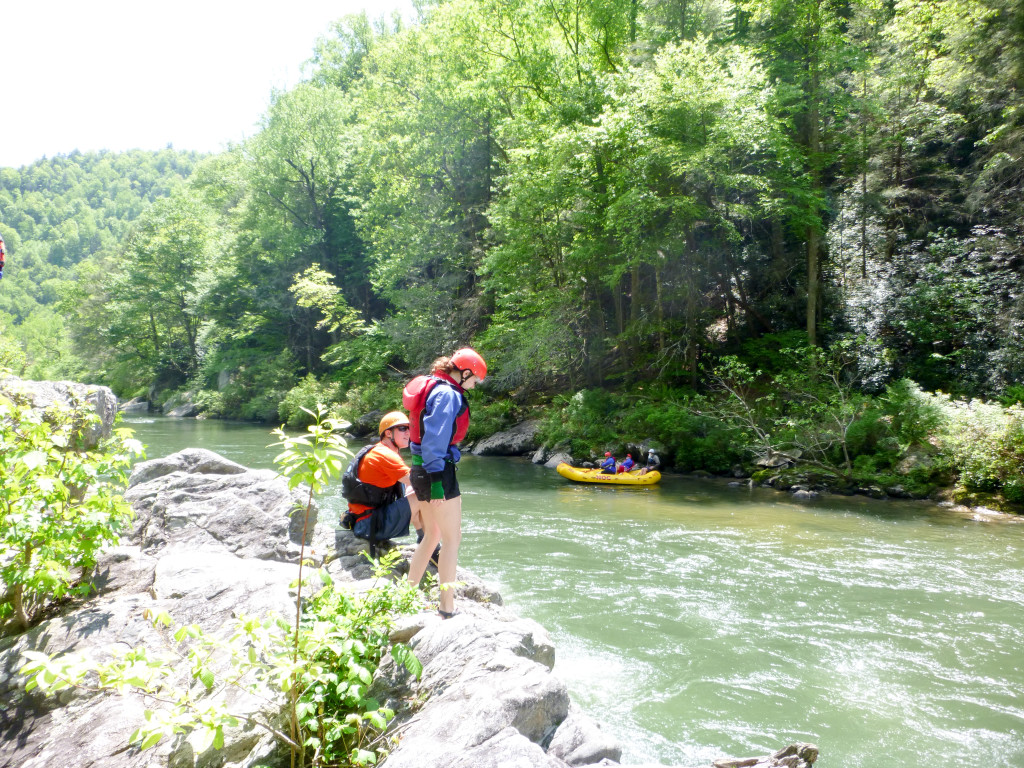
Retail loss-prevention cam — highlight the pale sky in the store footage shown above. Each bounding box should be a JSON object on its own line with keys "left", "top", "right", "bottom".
{"left": 0, "top": 0, "right": 413, "bottom": 169}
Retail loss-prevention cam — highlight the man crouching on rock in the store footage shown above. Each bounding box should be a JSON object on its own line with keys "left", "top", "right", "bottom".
{"left": 341, "top": 411, "right": 436, "bottom": 560}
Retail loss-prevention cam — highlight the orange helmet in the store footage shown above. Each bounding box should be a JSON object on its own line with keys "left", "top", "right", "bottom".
{"left": 451, "top": 347, "right": 487, "bottom": 381}
{"left": 379, "top": 411, "right": 410, "bottom": 436}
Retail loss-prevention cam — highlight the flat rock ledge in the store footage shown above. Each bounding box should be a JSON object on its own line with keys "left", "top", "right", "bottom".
{"left": 0, "top": 447, "right": 818, "bottom": 768}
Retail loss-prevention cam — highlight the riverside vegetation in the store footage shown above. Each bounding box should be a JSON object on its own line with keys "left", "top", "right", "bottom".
{"left": 2, "top": 0, "right": 1023, "bottom": 508}
{"left": 9, "top": 402, "right": 426, "bottom": 768}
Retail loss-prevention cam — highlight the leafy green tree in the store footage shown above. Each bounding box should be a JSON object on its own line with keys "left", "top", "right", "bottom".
{"left": 737, "top": 0, "right": 862, "bottom": 345}
{"left": 105, "top": 192, "right": 216, "bottom": 389}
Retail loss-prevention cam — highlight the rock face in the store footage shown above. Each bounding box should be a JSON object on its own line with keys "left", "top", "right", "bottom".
{"left": 166, "top": 402, "right": 199, "bottom": 418}
{"left": 0, "top": 375, "right": 117, "bottom": 449}
{"left": 544, "top": 452, "right": 575, "bottom": 469}
{"left": 0, "top": 446, "right": 819, "bottom": 768}
{"left": 0, "top": 449, "right": 315, "bottom": 768}
{"left": 473, "top": 419, "right": 543, "bottom": 456}
{"left": 118, "top": 396, "right": 150, "bottom": 413}
{"left": 370, "top": 608, "right": 577, "bottom": 768}
{"left": 125, "top": 448, "right": 320, "bottom": 563}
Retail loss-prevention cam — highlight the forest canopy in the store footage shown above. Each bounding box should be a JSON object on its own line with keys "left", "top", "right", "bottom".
{"left": 1, "top": 0, "right": 1022, "bottom": 423}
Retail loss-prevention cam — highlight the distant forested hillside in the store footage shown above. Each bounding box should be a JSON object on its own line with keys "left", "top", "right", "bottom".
{"left": 0, "top": 149, "right": 202, "bottom": 376}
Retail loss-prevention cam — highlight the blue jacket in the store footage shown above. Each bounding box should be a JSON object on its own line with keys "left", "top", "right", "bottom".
{"left": 410, "top": 384, "right": 464, "bottom": 473}
{"left": 600, "top": 456, "right": 616, "bottom": 472}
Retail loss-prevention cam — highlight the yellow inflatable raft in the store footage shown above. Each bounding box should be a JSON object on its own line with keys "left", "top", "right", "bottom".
{"left": 555, "top": 462, "right": 661, "bottom": 486}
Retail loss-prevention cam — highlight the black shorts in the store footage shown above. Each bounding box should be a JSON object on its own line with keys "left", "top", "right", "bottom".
{"left": 410, "top": 462, "right": 460, "bottom": 502}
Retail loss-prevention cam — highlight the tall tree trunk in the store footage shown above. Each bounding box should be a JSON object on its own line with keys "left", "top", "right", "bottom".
{"left": 149, "top": 309, "right": 161, "bottom": 352}
{"left": 861, "top": 74, "right": 869, "bottom": 279}
{"left": 806, "top": 225, "right": 820, "bottom": 346}
{"left": 655, "top": 252, "right": 666, "bottom": 352}
{"left": 685, "top": 237, "right": 699, "bottom": 388}
{"left": 614, "top": 277, "right": 624, "bottom": 336}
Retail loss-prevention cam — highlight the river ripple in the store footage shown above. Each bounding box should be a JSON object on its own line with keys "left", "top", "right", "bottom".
{"left": 125, "top": 417, "right": 1024, "bottom": 768}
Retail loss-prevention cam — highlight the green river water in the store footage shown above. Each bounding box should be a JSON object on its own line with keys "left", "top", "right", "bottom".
{"left": 123, "top": 416, "right": 1024, "bottom": 768}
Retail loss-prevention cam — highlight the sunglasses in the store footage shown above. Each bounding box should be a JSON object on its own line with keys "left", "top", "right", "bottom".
{"left": 395, "top": 425, "right": 410, "bottom": 432}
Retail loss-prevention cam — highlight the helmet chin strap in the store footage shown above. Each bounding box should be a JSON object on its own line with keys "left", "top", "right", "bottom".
{"left": 457, "top": 368, "right": 473, "bottom": 386}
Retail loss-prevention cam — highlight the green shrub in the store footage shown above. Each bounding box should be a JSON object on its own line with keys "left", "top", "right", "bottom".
{"left": 538, "top": 389, "right": 623, "bottom": 455}
{"left": 323, "top": 325, "right": 402, "bottom": 387}
{"left": 334, "top": 381, "right": 405, "bottom": 426}
{"left": 738, "top": 330, "right": 811, "bottom": 374}
{"left": 0, "top": 394, "right": 141, "bottom": 635}
{"left": 926, "top": 393, "right": 1024, "bottom": 496}
{"left": 279, "top": 375, "right": 346, "bottom": 428}
{"left": 192, "top": 388, "right": 226, "bottom": 417}
{"left": 880, "top": 379, "right": 944, "bottom": 448}
{"left": 465, "top": 397, "right": 517, "bottom": 443}
{"left": 1003, "top": 478, "right": 1024, "bottom": 504}
{"left": 999, "top": 384, "right": 1024, "bottom": 407}
{"left": 851, "top": 453, "right": 880, "bottom": 477}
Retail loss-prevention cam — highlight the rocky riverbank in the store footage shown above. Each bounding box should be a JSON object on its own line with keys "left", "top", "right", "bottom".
{"left": 0, "top": 436, "right": 819, "bottom": 767}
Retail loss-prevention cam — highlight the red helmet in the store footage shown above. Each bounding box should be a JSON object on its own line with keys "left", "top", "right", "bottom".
{"left": 451, "top": 347, "right": 487, "bottom": 381}
{"left": 605, "top": 452, "right": 612, "bottom": 457}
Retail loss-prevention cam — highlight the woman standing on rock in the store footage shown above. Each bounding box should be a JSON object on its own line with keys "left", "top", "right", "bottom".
{"left": 404, "top": 348, "right": 487, "bottom": 618}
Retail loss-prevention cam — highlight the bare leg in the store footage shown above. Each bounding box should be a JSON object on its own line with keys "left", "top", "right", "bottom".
{"left": 407, "top": 496, "right": 462, "bottom": 614}
{"left": 407, "top": 487, "right": 424, "bottom": 532}
{"left": 408, "top": 516, "right": 440, "bottom": 585}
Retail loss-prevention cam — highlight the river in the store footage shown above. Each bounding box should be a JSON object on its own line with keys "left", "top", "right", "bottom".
{"left": 123, "top": 416, "right": 1024, "bottom": 768}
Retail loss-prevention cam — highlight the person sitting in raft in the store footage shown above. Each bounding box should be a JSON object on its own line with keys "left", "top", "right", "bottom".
{"left": 639, "top": 448, "right": 661, "bottom": 475}
{"left": 599, "top": 452, "right": 617, "bottom": 474}
{"left": 341, "top": 411, "right": 425, "bottom": 557}
{"left": 618, "top": 453, "right": 636, "bottom": 473}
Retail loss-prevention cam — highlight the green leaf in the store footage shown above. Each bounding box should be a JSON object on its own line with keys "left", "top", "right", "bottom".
{"left": 199, "top": 668, "right": 215, "bottom": 691}
{"left": 139, "top": 730, "right": 163, "bottom": 750}
{"left": 21, "top": 450, "right": 48, "bottom": 470}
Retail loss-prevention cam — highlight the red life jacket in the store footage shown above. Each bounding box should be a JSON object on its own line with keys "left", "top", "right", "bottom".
{"left": 402, "top": 372, "right": 470, "bottom": 446}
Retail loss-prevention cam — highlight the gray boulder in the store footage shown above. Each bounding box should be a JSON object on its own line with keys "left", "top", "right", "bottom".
{"left": 473, "top": 419, "right": 543, "bottom": 456}
{"left": 351, "top": 410, "right": 384, "bottom": 438}
{"left": 125, "top": 448, "right": 320, "bottom": 564}
{"left": 118, "top": 396, "right": 150, "bottom": 413}
{"left": 896, "top": 447, "right": 936, "bottom": 476}
{"left": 545, "top": 452, "right": 575, "bottom": 469}
{"left": 548, "top": 703, "right": 622, "bottom": 765}
{"left": 370, "top": 608, "right": 570, "bottom": 768}
{"left": 0, "top": 375, "right": 117, "bottom": 449}
{"left": 166, "top": 402, "right": 199, "bottom": 418}
{"left": 0, "top": 545, "right": 300, "bottom": 768}
{"left": 711, "top": 743, "right": 820, "bottom": 768}
{"left": 754, "top": 450, "right": 802, "bottom": 468}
